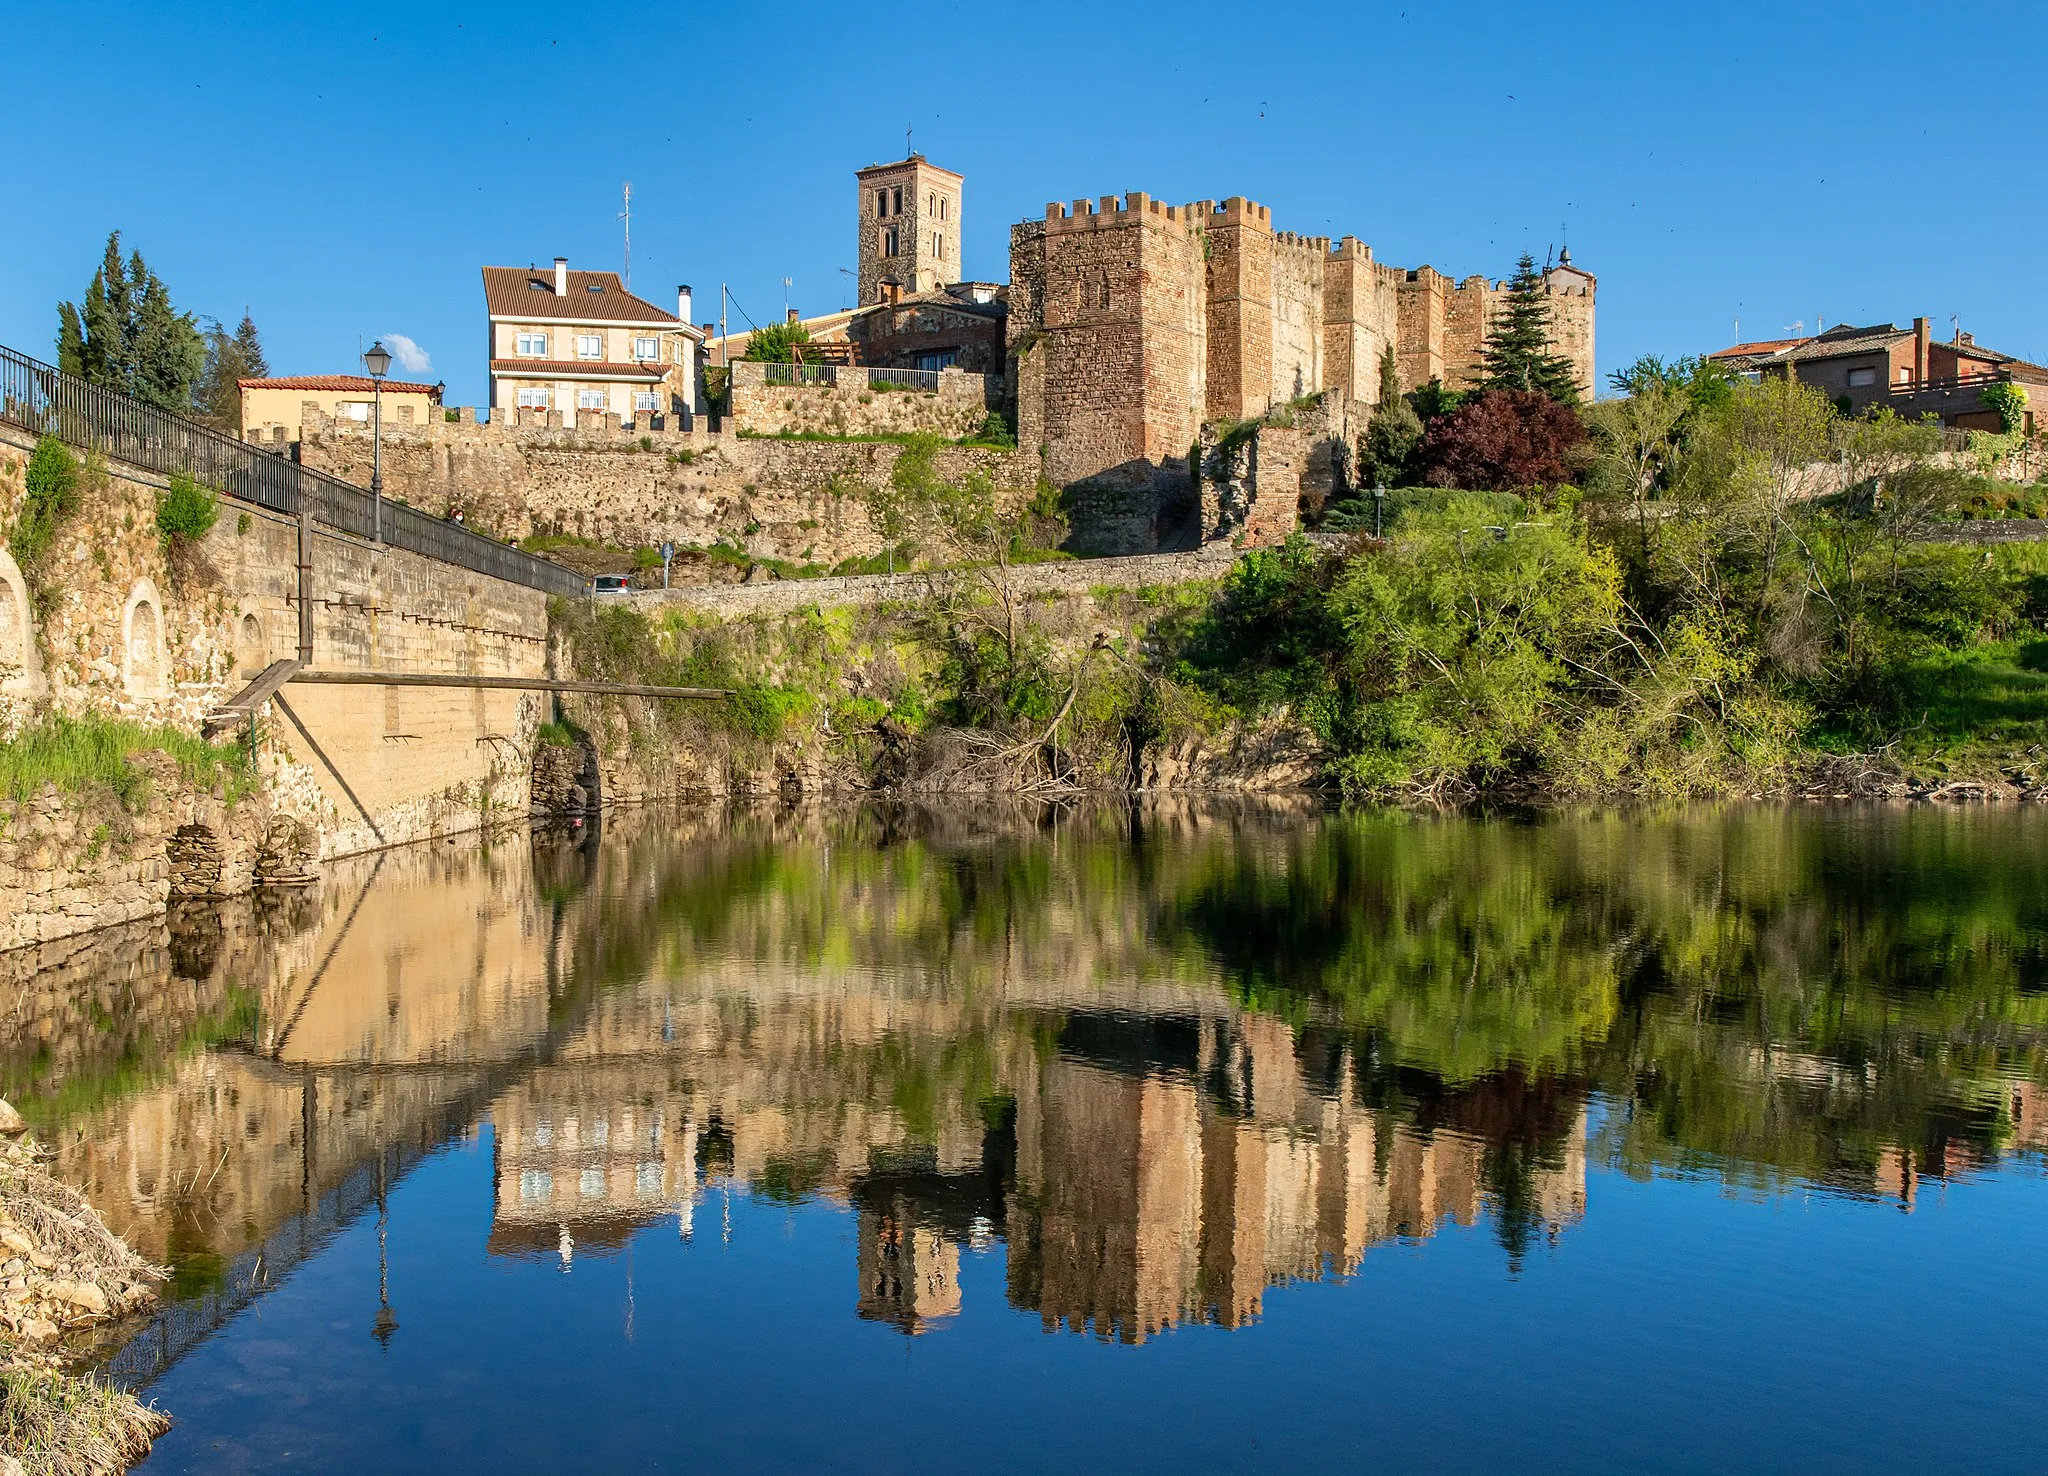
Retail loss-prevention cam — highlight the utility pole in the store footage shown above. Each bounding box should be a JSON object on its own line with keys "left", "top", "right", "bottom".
{"left": 720, "top": 284, "right": 728, "bottom": 365}
{"left": 619, "top": 182, "right": 633, "bottom": 290}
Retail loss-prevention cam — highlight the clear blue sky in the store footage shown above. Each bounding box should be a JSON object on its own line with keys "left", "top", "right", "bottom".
{"left": 5, "top": 0, "right": 2040, "bottom": 406}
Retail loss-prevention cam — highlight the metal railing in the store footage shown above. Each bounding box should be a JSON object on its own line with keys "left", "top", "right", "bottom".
{"left": 0, "top": 345, "right": 590, "bottom": 599}
{"left": 866, "top": 366, "right": 940, "bottom": 392}
{"left": 763, "top": 362, "right": 839, "bottom": 387}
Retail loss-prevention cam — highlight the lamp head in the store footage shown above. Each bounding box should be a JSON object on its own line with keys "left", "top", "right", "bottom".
{"left": 363, "top": 341, "right": 393, "bottom": 378}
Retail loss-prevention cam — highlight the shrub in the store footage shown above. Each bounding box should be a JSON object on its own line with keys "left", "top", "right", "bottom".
{"left": 155, "top": 470, "right": 219, "bottom": 545}
{"left": 1981, "top": 381, "right": 2028, "bottom": 434}
{"left": 534, "top": 719, "right": 580, "bottom": 748}
{"left": 13, "top": 435, "right": 81, "bottom": 570}
{"left": 1419, "top": 389, "right": 1589, "bottom": 492}
{"left": 974, "top": 411, "right": 1015, "bottom": 447}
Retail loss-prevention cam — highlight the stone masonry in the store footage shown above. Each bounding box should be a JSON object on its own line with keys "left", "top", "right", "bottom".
{"left": 1008, "top": 191, "right": 1595, "bottom": 550}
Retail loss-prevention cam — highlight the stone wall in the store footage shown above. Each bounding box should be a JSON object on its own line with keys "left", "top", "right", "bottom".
{"left": 298, "top": 411, "right": 1035, "bottom": 569}
{"left": 0, "top": 421, "right": 554, "bottom": 949}
{"left": 725, "top": 361, "right": 1000, "bottom": 439}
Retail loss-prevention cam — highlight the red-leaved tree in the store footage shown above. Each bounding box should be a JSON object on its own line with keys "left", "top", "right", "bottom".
{"left": 1419, "top": 389, "right": 1589, "bottom": 491}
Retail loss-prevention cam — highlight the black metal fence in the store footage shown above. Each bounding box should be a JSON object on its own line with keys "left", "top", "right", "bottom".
{"left": 0, "top": 344, "right": 589, "bottom": 599}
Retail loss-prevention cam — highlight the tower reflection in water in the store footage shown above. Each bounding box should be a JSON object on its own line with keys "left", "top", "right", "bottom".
{"left": 3, "top": 801, "right": 2041, "bottom": 1378}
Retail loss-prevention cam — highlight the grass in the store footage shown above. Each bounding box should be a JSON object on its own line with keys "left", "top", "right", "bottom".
{"left": 0, "top": 716, "right": 256, "bottom": 809}
{"left": 0, "top": 1364, "right": 170, "bottom": 1475}
{"left": 534, "top": 719, "right": 581, "bottom": 749}
{"left": 1875, "top": 640, "right": 2048, "bottom": 754}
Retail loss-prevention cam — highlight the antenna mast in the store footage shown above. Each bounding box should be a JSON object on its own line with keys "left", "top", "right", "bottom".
{"left": 620, "top": 182, "right": 633, "bottom": 290}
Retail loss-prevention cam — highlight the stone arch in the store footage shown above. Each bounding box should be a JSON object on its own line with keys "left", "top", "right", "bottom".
{"left": 122, "top": 578, "right": 169, "bottom": 699}
{"left": 234, "top": 603, "right": 268, "bottom": 677}
{"left": 0, "top": 546, "right": 43, "bottom": 695}
{"left": 167, "top": 822, "right": 224, "bottom": 898}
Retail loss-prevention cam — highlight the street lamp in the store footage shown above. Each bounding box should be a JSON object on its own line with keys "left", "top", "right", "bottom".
{"left": 1373, "top": 482, "right": 1387, "bottom": 540}
{"left": 363, "top": 340, "right": 392, "bottom": 546}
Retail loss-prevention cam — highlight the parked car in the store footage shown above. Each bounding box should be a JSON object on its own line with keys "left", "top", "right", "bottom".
{"left": 591, "top": 575, "right": 632, "bottom": 599}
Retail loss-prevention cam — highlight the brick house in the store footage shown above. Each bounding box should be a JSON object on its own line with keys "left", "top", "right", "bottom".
{"left": 483, "top": 259, "right": 704, "bottom": 427}
{"left": 1713, "top": 318, "right": 2046, "bottom": 432}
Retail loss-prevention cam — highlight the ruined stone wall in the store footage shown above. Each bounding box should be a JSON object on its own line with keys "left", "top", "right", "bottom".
{"left": 299, "top": 411, "right": 1034, "bottom": 569}
{"left": 726, "top": 361, "right": 999, "bottom": 439}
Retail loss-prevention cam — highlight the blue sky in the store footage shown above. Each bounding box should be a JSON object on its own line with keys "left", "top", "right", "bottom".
{"left": 5, "top": 0, "right": 2039, "bottom": 406}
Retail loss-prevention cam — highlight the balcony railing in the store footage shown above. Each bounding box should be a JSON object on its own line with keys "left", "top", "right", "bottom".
{"left": 0, "top": 345, "right": 589, "bottom": 599}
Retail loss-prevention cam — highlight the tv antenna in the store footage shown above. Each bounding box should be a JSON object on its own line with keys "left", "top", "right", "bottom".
{"left": 906, "top": 122, "right": 913, "bottom": 156}
{"left": 837, "top": 267, "right": 855, "bottom": 309}
{"left": 619, "top": 182, "right": 633, "bottom": 289}
{"left": 783, "top": 277, "right": 793, "bottom": 316}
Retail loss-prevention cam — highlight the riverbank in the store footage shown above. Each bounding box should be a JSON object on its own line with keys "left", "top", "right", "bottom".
{"left": 0, "top": 1103, "right": 168, "bottom": 1474}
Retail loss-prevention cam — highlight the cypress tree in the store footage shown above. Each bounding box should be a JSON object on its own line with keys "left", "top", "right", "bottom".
{"left": 196, "top": 311, "right": 269, "bottom": 429}
{"left": 55, "top": 302, "right": 86, "bottom": 377}
{"left": 1360, "top": 341, "right": 1422, "bottom": 487}
{"left": 131, "top": 258, "right": 203, "bottom": 413}
{"left": 56, "top": 231, "right": 203, "bottom": 412}
{"left": 1479, "top": 254, "right": 1580, "bottom": 404}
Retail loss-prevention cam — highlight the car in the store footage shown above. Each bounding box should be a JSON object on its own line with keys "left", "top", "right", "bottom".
{"left": 591, "top": 575, "right": 632, "bottom": 599}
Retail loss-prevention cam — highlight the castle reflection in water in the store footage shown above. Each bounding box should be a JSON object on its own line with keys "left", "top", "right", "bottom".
{"left": 3, "top": 802, "right": 2041, "bottom": 1371}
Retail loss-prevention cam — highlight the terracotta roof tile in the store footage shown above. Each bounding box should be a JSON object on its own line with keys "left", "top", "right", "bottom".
{"left": 482, "top": 266, "right": 679, "bottom": 323}
{"left": 237, "top": 375, "right": 438, "bottom": 394}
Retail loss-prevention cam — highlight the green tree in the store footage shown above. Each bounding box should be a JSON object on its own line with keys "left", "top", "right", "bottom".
{"left": 195, "top": 312, "right": 269, "bottom": 430}
{"left": 55, "top": 231, "right": 203, "bottom": 412}
{"left": 1359, "top": 341, "right": 1423, "bottom": 489}
{"left": 741, "top": 319, "right": 812, "bottom": 362}
{"left": 1478, "top": 254, "right": 1581, "bottom": 404}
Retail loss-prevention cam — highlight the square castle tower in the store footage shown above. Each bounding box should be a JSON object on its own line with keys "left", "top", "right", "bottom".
{"left": 1007, "top": 192, "right": 1595, "bottom": 499}
{"left": 856, "top": 154, "right": 964, "bottom": 305}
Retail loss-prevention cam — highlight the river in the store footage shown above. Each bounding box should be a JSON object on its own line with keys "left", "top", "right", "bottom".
{"left": 5, "top": 800, "right": 2045, "bottom": 1473}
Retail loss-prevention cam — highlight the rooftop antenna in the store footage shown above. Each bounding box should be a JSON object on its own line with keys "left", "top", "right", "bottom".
{"left": 906, "top": 122, "right": 913, "bottom": 157}
{"left": 783, "top": 276, "right": 793, "bottom": 317}
{"left": 837, "top": 267, "right": 855, "bottom": 310}
{"left": 619, "top": 182, "right": 632, "bottom": 290}
{"left": 1951, "top": 312, "right": 1961, "bottom": 344}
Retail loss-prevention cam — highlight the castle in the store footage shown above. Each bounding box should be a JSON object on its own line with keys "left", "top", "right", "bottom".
{"left": 1005, "top": 190, "right": 1596, "bottom": 547}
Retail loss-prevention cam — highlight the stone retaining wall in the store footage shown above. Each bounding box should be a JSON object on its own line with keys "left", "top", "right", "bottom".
{"left": 725, "top": 361, "right": 1000, "bottom": 439}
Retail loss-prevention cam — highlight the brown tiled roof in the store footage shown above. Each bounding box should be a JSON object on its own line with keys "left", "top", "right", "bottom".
{"left": 488, "top": 359, "right": 667, "bottom": 380}
{"left": 238, "top": 375, "right": 438, "bottom": 394}
{"left": 1709, "top": 337, "right": 1808, "bottom": 361}
{"left": 1768, "top": 324, "right": 1911, "bottom": 363}
{"left": 481, "top": 265, "right": 679, "bottom": 323}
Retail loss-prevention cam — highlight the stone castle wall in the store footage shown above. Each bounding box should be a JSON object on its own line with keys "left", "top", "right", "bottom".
{"left": 297, "top": 411, "right": 1036, "bottom": 569}
{"left": 725, "top": 361, "right": 999, "bottom": 439}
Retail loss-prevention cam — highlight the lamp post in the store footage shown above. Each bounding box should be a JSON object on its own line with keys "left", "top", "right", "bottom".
{"left": 1373, "top": 483, "right": 1387, "bottom": 540}
{"left": 363, "top": 340, "right": 392, "bottom": 546}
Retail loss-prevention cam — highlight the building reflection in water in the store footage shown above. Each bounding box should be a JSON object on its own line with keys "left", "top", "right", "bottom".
{"left": 1, "top": 803, "right": 2041, "bottom": 1378}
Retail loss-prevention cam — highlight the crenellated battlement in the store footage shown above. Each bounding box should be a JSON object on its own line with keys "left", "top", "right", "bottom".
{"left": 1043, "top": 191, "right": 1205, "bottom": 234}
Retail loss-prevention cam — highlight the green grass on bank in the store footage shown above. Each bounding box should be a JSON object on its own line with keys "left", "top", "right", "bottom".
{"left": 0, "top": 1364, "right": 170, "bottom": 1476}
{"left": 1855, "top": 640, "right": 2048, "bottom": 759}
{"left": 0, "top": 716, "right": 255, "bottom": 809}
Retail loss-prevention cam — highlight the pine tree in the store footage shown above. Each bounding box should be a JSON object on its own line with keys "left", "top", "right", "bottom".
{"left": 196, "top": 311, "right": 269, "bottom": 429}
{"left": 1478, "top": 254, "right": 1580, "bottom": 404}
{"left": 56, "top": 231, "right": 203, "bottom": 412}
{"left": 1360, "top": 341, "right": 1423, "bottom": 487}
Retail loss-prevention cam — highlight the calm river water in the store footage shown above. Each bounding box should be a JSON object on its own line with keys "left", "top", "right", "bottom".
{"left": 6, "top": 801, "right": 2046, "bottom": 1473}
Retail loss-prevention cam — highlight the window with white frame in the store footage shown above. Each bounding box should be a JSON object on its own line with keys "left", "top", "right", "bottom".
{"left": 577, "top": 389, "right": 608, "bottom": 410}
{"left": 633, "top": 391, "right": 660, "bottom": 412}
{"left": 1847, "top": 366, "right": 1877, "bottom": 388}
{"left": 516, "top": 388, "right": 550, "bottom": 408}
{"left": 515, "top": 331, "right": 549, "bottom": 356}
{"left": 576, "top": 333, "right": 603, "bottom": 360}
{"left": 633, "top": 336, "right": 659, "bottom": 360}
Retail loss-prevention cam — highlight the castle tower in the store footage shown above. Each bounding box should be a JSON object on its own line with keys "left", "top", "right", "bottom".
{"left": 855, "top": 154, "right": 964, "bottom": 305}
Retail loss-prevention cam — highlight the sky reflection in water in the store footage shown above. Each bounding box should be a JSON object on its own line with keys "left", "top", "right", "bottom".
{"left": 7, "top": 802, "right": 2045, "bottom": 1473}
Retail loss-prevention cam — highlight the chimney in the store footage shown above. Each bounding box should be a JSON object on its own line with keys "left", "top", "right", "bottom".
{"left": 553, "top": 257, "right": 568, "bottom": 297}
{"left": 1913, "top": 317, "right": 1929, "bottom": 385}
{"left": 786, "top": 308, "right": 800, "bottom": 325}
{"left": 677, "top": 284, "right": 692, "bottom": 324}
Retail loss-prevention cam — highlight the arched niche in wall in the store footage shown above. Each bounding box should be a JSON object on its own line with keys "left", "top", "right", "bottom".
{"left": 234, "top": 602, "right": 268, "bottom": 678}
{"left": 122, "top": 577, "right": 170, "bottom": 700}
{"left": 0, "top": 546, "right": 44, "bottom": 695}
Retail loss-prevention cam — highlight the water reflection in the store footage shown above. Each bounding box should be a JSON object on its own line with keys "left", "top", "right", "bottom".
{"left": 1, "top": 802, "right": 2043, "bottom": 1380}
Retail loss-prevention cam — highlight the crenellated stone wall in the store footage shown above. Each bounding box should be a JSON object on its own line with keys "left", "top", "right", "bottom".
{"left": 725, "top": 361, "right": 1000, "bottom": 439}
{"left": 297, "top": 408, "right": 1036, "bottom": 570}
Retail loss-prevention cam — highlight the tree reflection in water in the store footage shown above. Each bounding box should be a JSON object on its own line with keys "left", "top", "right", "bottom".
{"left": 2, "top": 800, "right": 2044, "bottom": 1368}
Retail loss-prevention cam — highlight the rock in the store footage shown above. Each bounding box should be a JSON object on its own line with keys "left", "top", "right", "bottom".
{"left": 19, "top": 1316, "right": 57, "bottom": 1341}
{"left": 0, "top": 1099, "right": 24, "bottom": 1136}
{"left": 0, "top": 1227, "right": 33, "bottom": 1256}
{"left": 50, "top": 1279, "right": 109, "bottom": 1315}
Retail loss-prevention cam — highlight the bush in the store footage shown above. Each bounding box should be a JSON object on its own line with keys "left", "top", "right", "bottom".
{"left": 12, "top": 435, "right": 81, "bottom": 570}
{"left": 155, "top": 470, "right": 219, "bottom": 545}
{"left": 1981, "top": 381, "right": 2028, "bottom": 434}
{"left": 741, "top": 321, "right": 811, "bottom": 363}
{"left": 1419, "top": 389, "right": 1589, "bottom": 492}
{"left": 974, "top": 411, "right": 1015, "bottom": 448}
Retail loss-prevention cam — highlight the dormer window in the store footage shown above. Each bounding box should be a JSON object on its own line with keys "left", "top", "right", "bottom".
{"left": 586, "top": 283, "right": 603, "bottom": 293}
